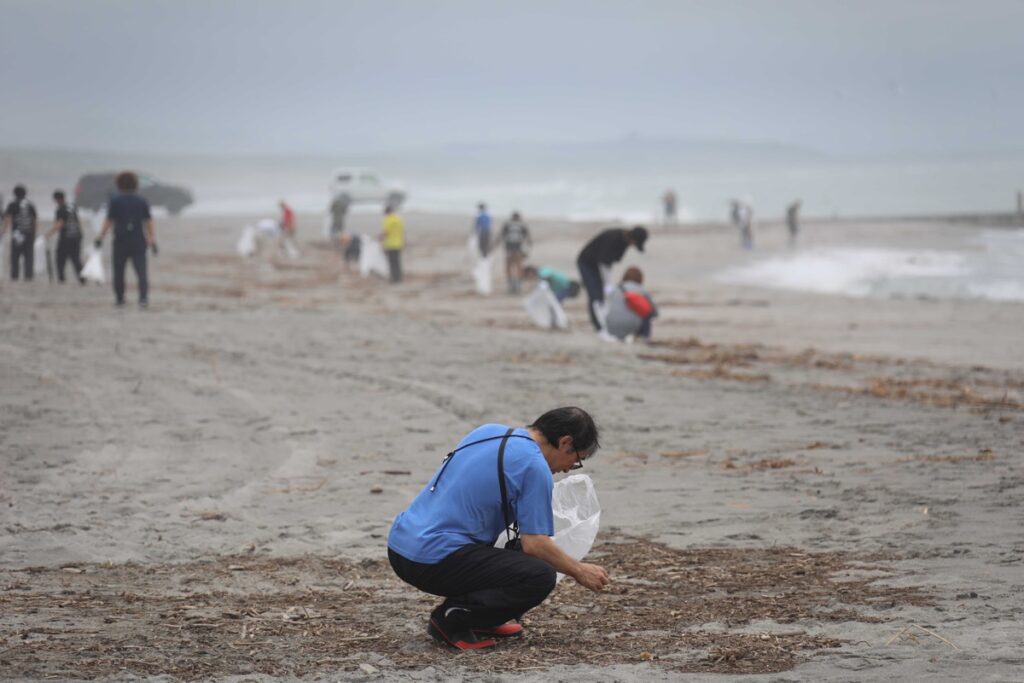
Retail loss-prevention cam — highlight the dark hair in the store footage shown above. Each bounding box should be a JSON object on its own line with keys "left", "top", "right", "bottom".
{"left": 53, "top": 190, "right": 65, "bottom": 201}
{"left": 13, "top": 184, "right": 26, "bottom": 199}
{"left": 529, "top": 406, "right": 599, "bottom": 457}
{"left": 116, "top": 172, "right": 138, "bottom": 192}
{"left": 523, "top": 265, "right": 538, "bottom": 278}
{"left": 622, "top": 266, "right": 643, "bottom": 284}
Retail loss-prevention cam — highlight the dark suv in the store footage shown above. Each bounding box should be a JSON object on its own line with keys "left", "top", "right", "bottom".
{"left": 75, "top": 172, "right": 194, "bottom": 215}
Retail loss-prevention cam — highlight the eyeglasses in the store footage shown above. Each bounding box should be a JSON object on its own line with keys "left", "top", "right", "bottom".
{"left": 569, "top": 450, "right": 584, "bottom": 471}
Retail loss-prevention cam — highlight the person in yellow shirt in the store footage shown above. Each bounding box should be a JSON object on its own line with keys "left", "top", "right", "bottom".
{"left": 380, "top": 205, "right": 405, "bottom": 283}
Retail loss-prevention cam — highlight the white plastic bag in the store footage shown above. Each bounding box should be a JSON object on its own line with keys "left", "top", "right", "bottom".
{"left": 359, "top": 234, "right": 389, "bottom": 278}
{"left": 34, "top": 236, "right": 47, "bottom": 274}
{"left": 236, "top": 225, "right": 257, "bottom": 257}
{"left": 472, "top": 255, "right": 493, "bottom": 295}
{"left": 494, "top": 474, "right": 601, "bottom": 582}
{"left": 81, "top": 247, "right": 105, "bottom": 283}
{"left": 523, "top": 281, "right": 569, "bottom": 330}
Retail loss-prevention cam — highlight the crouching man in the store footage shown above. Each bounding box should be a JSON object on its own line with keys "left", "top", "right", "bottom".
{"left": 387, "top": 406, "right": 610, "bottom": 650}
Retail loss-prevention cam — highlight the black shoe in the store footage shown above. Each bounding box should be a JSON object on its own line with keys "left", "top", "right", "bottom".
{"left": 427, "top": 606, "right": 496, "bottom": 651}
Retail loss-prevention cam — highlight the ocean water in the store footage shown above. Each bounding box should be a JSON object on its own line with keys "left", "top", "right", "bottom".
{"left": 713, "top": 229, "right": 1024, "bottom": 303}
{"left": 4, "top": 147, "right": 1024, "bottom": 225}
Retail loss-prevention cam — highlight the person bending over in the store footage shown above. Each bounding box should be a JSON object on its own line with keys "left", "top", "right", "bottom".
{"left": 576, "top": 225, "right": 647, "bottom": 330}
{"left": 523, "top": 265, "right": 580, "bottom": 303}
{"left": 604, "top": 266, "right": 657, "bottom": 341}
{"left": 387, "top": 406, "right": 609, "bottom": 650}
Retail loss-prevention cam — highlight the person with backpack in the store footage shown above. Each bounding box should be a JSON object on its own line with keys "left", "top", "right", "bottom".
{"left": 94, "top": 172, "right": 157, "bottom": 307}
{"left": 604, "top": 266, "right": 657, "bottom": 341}
{"left": 2, "top": 185, "right": 38, "bottom": 281}
{"left": 500, "top": 211, "right": 532, "bottom": 294}
{"left": 387, "top": 406, "right": 609, "bottom": 651}
{"left": 45, "top": 190, "right": 86, "bottom": 284}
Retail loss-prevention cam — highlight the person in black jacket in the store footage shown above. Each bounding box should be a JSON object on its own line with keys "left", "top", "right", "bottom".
{"left": 94, "top": 172, "right": 158, "bottom": 307}
{"left": 576, "top": 225, "right": 647, "bottom": 330}
{"left": 45, "top": 190, "right": 86, "bottom": 284}
{"left": 2, "top": 185, "right": 38, "bottom": 281}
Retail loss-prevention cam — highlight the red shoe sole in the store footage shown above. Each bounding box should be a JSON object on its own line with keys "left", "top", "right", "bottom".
{"left": 428, "top": 618, "right": 497, "bottom": 650}
{"left": 473, "top": 622, "right": 524, "bottom": 638}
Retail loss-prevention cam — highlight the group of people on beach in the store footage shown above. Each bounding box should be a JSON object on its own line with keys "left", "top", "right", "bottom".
{"left": 467, "top": 202, "right": 657, "bottom": 342}
{"left": 2, "top": 173, "right": 156, "bottom": 307}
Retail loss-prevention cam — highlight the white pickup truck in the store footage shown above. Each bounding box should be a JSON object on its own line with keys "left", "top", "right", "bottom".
{"left": 329, "top": 168, "right": 406, "bottom": 209}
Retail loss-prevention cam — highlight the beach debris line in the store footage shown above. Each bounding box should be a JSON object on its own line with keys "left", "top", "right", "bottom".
{"left": 0, "top": 533, "right": 931, "bottom": 678}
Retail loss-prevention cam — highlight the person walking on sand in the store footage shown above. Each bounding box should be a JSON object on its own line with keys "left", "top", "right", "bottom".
{"left": 2, "top": 185, "right": 38, "bottom": 281}
{"left": 786, "top": 200, "right": 801, "bottom": 248}
{"left": 388, "top": 406, "right": 609, "bottom": 651}
{"left": 576, "top": 225, "right": 647, "bottom": 331}
{"left": 472, "top": 203, "right": 492, "bottom": 258}
{"left": 94, "top": 172, "right": 157, "bottom": 308}
{"left": 279, "top": 199, "right": 299, "bottom": 256}
{"left": 380, "top": 204, "right": 405, "bottom": 283}
{"left": 44, "top": 190, "right": 85, "bottom": 284}
{"left": 500, "top": 211, "right": 532, "bottom": 294}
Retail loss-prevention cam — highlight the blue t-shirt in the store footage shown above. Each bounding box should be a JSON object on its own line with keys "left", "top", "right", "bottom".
{"left": 106, "top": 192, "right": 151, "bottom": 246}
{"left": 388, "top": 424, "right": 555, "bottom": 564}
{"left": 474, "top": 212, "right": 492, "bottom": 234}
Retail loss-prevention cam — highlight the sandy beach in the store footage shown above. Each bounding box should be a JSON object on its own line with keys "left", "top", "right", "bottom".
{"left": 1, "top": 209, "right": 1022, "bottom": 681}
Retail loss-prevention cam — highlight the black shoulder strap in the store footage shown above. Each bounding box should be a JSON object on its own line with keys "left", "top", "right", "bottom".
{"left": 428, "top": 429, "right": 532, "bottom": 493}
{"left": 496, "top": 427, "right": 518, "bottom": 545}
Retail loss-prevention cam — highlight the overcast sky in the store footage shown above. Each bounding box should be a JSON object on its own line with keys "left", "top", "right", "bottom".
{"left": 1, "top": 0, "right": 1021, "bottom": 157}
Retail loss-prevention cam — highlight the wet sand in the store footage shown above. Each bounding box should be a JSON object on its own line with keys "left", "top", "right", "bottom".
{"left": 1, "top": 210, "right": 1022, "bottom": 681}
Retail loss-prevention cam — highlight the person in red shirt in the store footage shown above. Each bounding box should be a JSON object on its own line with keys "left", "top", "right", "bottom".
{"left": 279, "top": 200, "right": 295, "bottom": 235}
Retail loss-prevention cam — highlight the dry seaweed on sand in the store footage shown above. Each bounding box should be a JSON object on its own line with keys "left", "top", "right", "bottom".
{"left": 0, "top": 534, "right": 929, "bottom": 679}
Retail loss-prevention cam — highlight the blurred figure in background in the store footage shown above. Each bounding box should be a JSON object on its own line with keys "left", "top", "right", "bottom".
{"left": 576, "top": 225, "right": 647, "bottom": 331}
{"left": 662, "top": 189, "right": 678, "bottom": 225}
{"left": 500, "top": 211, "right": 532, "bottom": 294}
{"left": 523, "top": 265, "right": 580, "bottom": 303}
{"left": 279, "top": 199, "right": 299, "bottom": 257}
{"left": 730, "top": 199, "right": 753, "bottom": 250}
{"left": 472, "top": 202, "right": 492, "bottom": 258}
{"left": 381, "top": 204, "right": 405, "bottom": 283}
{"left": 329, "top": 194, "right": 351, "bottom": 245}
{"left": 786, "top": 200, "right": 801, "bottom": 248}
{"left": 95, "top": 172, "right": 157, "bottom": 307}
{"left": 604, "top": 266, "right": 657, "bottom": 342}
{"left": 2, "top": 185, "right": 38, "bottom": 281}
{"left": 45, "top": 190, "right": 85, "bottom": 284}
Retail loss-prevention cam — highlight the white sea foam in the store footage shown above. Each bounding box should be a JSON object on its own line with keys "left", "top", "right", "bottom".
{"left": 714, "top": 244, "right": 1024, "bottom": 303}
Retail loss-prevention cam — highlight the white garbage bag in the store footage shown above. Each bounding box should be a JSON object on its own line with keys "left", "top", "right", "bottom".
{"left": 472, "top": 255, "right": 493, "bottom": 295}
{"left": 551, "top": 474, "right": 601, "bottom": 581}
{"left": 359, "top": 234, "right": 389, "bottom": 278}
{"left": 81, "top": 247, "right": 105, "bottom": 283}
{"left": 34, "top": 236, "right": 47, "bottom": 273}
{"left": 236, "top": 225, "right": 257, "bottom": 257}
{"left": 523, "top": 281, "right": 569, "bottom": 330}
{"left": 466, "top": 234, "right": 480, "bottom": 262}
{"left": 282, "top": 235, "right": 300, "bottom": 259}
{"left": 493, "top": 473, "right": 601, "bottom": 583}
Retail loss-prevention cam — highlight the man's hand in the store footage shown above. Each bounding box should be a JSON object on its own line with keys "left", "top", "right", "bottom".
{"left": 572, "top": 562, "right": 610, "bottom": 592}
{"left": 150, "top": 242, "right": 159, "bottom": 256}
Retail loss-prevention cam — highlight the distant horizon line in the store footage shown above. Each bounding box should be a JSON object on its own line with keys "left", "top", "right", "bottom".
{"left": 2, "top": 138, "right": 1022, "bottom": 163}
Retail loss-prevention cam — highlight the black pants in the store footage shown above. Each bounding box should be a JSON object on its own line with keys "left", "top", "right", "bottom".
{"left": 388, "top": 544, "right": 556, "bottom": 629}
{"left": 385, "top": 248, "right": 402, "bottom": 283}
{"left": 56, "top": 237, "right": 83, "bottom": 282}
{"left": 577, "top": 258, "right": 604, "bottom": 330}
{"left": 10, "top": 233, "right": 34, "bottom": 280}
{"left": 113, "top": 241, "right": 148, "bottom": 304}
